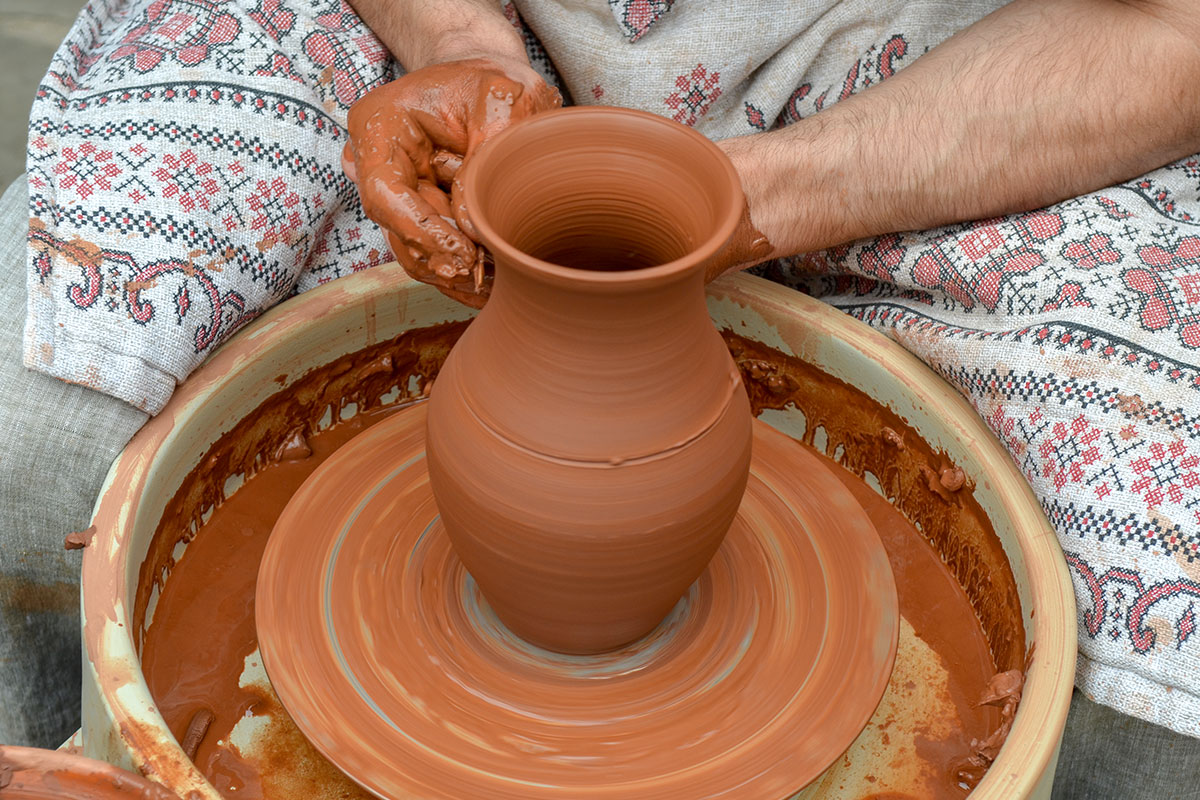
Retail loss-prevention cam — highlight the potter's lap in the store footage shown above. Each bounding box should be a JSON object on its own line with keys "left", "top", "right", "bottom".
{"left": 0, "top": 176, "right": 147, "bottom": 747}
{"left": 1054, "top": 690, "right": 1200, "bottom": 800}
{"left": 25, "top": 0, "right": 398, "bottom": 413}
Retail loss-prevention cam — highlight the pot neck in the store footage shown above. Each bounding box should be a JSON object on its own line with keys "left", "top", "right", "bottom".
{"left": 450, "top": 253, "right": 738, "bottom": 462}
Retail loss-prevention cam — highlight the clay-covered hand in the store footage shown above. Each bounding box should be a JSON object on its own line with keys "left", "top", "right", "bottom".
{"left": 343, "top": 57, "right": 562, "bottom": 307}
{"left": 703, "top": 204, "right": 775, "bottom": 284}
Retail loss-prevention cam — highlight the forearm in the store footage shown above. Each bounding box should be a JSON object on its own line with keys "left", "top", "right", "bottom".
{"left": 725, "top": 0, "right": 1200, "bottom": 256}
{"left": 347, "top": 0, "right": 528, "bottom": 71}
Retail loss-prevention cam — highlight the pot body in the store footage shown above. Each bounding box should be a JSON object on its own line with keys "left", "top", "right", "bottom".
{"left": 426, "top": 108, "right": 753, "bottom": 653}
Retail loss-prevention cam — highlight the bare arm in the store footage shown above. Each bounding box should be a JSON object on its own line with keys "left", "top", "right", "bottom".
{"left": 347, "top": 0, "right": 529, "bottom": 72}
{"left": 342, "top": 0, "right": 561, "bottom": 306}
{"left": 721, "top": 0, "right": 1200, "bottom": 260}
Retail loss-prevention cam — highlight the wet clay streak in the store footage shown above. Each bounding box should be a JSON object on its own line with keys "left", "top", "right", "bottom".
{"left": 344, "top": 58, "right": 561, "bottom": 306}
{"left": 0, "top": 576, "right": 78, "bottom": 615}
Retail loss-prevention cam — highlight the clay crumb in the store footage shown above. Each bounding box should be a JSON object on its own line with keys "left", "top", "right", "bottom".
{"left": 881, "top": 427, "right": 905, "bottom": 450}
{"left": 64, "top": 525, "right": 97, "bottom": 551}
{"left": 954, "top": 669, "right": 1025, "bottom": 790}
{"left": 181, "top": 707, "right": 215, "bottom": 761}
{"left": 741, "top": 358, "right": 790, "bottom": 394}
{"left": 276, "top": 431, "right": 312, "bottom": 462}
{"left": 920, "top": 465, "right": 952, "bottom": 502}
{"left": 922, "top": 459, "right": 967, "bottom": 501}
{"left": 1116, "top": 392, "right": 1146, "bottom": 416}
{"left": 0, "top": 763, "right": 12, "bottom": 789}
{"left": 939, "top": 465, "right": 966, "bottom": 492}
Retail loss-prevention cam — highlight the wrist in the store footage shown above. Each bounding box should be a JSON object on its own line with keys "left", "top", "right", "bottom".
{"left": 351, "top": 0, "right": 531, "bottom": 73}
{"left": 718, "top": 116, "right": 869, "bottom": 259}
{"left": 426, "top": 24, "right": 529, "bottom": 71}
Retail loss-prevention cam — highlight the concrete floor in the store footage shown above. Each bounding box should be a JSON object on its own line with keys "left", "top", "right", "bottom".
{"left": 0, "top": 0, "right": 84, "bottom": 188}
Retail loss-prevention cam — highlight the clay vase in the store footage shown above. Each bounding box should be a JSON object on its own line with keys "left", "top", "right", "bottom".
{"left": 426, "top": 107, "right": 753, "bottom": 654}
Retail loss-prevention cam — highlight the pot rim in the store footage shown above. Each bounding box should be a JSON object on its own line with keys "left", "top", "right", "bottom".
{"left": 460, "top": 106, "right": 745, "bottom": 290}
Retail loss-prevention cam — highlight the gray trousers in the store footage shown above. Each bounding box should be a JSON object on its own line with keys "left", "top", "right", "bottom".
{"left": 0, "top": 175, "right": 147, "bottom": 746}
{"left": 0, "top": 177, "right": 1196, "bottom": 794}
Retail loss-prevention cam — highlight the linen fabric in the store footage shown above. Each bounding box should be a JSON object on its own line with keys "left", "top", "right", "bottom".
{"left": 516, "top": 0, "right": 1005, "bottom": 139}
{"left": 20, "top": 0, "right": 1200, "bottom": 744}
{"left": 756, "top": 151, "right": 1200, "bottom": 738}
{"left": 25, "top": 0, "right": 401, "bottom": 413}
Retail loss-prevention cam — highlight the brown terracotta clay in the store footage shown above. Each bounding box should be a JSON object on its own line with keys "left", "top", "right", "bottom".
{"left": 425, "top": 107, "right": 753, "bottom": 653}
{"left": 342, "top": 58, "right": 562, "bottom": 307}
{"left": 256, "top": 403, "right": 897, "bottom": 799}
{"left": 143, "top": 363, "right": 1012, "bottom": 799}
{"left": 0, "top": 746, "right": 179, "bottom": 799}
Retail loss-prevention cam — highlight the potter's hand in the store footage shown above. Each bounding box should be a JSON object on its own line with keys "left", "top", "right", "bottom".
{"left": 344, "top": 57, "right": 562, "bottom": 308}
{"left": 703, "top": 202, "right": 775, "bottom": 284}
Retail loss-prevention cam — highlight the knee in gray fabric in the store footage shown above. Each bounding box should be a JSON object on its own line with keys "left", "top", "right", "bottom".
{"left": 0, "top": 174, "right": 147, "bottom": 746}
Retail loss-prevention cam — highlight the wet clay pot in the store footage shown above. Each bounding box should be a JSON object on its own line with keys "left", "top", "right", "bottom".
{"left": 426, "top": 107, "right": 753, "bottom": 653}
{"left": 0, "top": 746, "right": 179, "bottom": 799}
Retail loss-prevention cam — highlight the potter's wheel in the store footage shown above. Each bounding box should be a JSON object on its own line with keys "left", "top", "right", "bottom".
{"left": 256, "top": 403, "right": 899, "bottom": 799}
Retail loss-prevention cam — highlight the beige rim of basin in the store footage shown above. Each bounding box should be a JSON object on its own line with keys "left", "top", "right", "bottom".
{"left": 80, "top": 265, "right": 1075, "bottom": 800}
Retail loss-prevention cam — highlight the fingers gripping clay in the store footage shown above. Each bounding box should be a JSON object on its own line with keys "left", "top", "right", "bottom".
{"left": 344, "top": 59, "right": 561, "bottom": 306}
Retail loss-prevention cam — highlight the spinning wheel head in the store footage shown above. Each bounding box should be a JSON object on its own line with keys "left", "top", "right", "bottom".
{"left": 256, "top": 404, "right": 898, "bottom": 799}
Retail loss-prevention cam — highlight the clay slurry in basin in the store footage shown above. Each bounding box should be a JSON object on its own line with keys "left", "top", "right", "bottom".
{"left": 427, "top": 107, "right": 753, "bottom": 654}
{"left": 139, "top": 337, "right": 1013, "bottom": 799}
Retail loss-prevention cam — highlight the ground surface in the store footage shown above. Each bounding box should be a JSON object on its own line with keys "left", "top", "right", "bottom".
{"left": 0, "top": 0, "right": 84, "bottom": 188}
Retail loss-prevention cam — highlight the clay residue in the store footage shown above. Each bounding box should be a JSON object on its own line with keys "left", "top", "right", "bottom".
{"left": 920, "top": 459, "right": 969, "bottom": 503}
{"left": 181, "top": 709, "right": 215, "bottom": 761}
{"left": 703, "top": 204, "right": 775, "bottom": 284}
{"left": 64, "top": 525, "right": 97, "bottom": 551}
{"left": 829, "top": 453, "right": 1008, "bottom": 798}
{"left": 136, "top": 321, "right": 469, "bottom": 799}
{"left": 132, "top": 318, "right": 470, "bottom": 640}
{"left": 0, "top": 576, "right": 78, "bottom": 615}
{"left": 343, "top": 58, "right": 562, "bottom": 307}
{"left": 952, "top": 669, "right": 1025, "bottom": 789}
{"left": 881, "top": 426, "right": 906, "bottom": 450}
{"left": 724, "top": 329, "right": 1026, "bottom": 677}
{"left": 0, "top": 745, "right": 181, "bottom": 799}
{"left": 726, "top": 329, "right": 1026, "bottom": 794}
{"left": 273, "top": 431, "right": 311, "bottom": 462}
{"left": 140, "top": 404, "right": 416, "bottom": 799}
{"left": 224, "top": 682, "right": 371, "bottom": 799}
